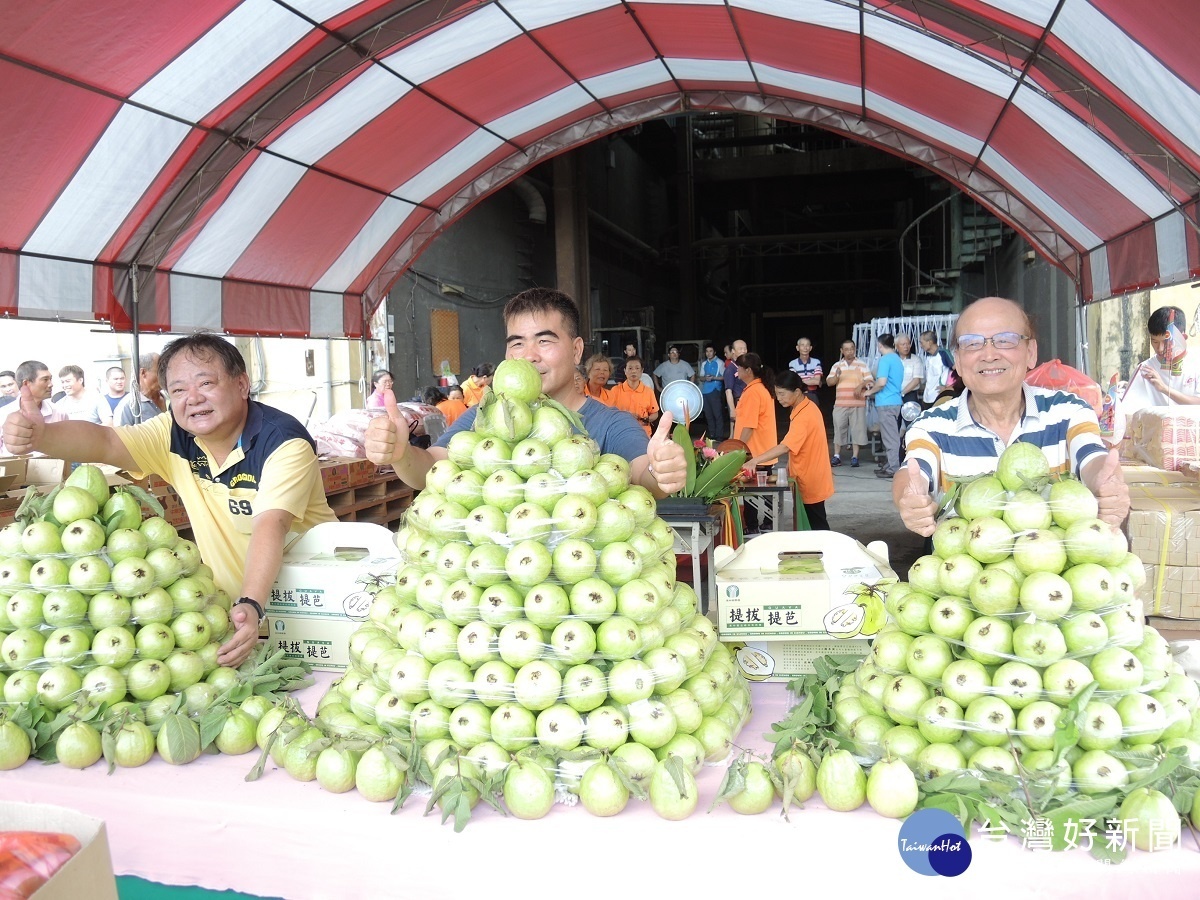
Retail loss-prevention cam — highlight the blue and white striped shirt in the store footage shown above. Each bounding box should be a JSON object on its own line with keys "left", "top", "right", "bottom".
{"left": 903, "top": 384, "right": 1106, "bottom": 494}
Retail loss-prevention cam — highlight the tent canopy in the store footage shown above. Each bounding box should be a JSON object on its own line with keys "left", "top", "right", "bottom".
{"left": 3, "top": 0, "right": 1198, "bottom": 337}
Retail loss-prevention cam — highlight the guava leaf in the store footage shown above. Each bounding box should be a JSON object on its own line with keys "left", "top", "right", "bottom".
{"left": 664, "top": 754, "right": 691, "bottom": 799}
{"left": 198, "top": 707, "right": 230, "bottom": 749}
{"left": 541, "top": 398, "right": 584, "bottom": 433}
{"left": 122, "top": 484, "right": 164, "bottom": 517}
{"left": 608, "top": 756, "right": 648, "bottom": 801}
{"left": 101, "top": 728, "right": 118, "bottom": 776}
{"left": 709, "top": 756, "right": 747, "bottom": 812}
{"left": 162, "top": 713, "right": 200, "bottom": 763}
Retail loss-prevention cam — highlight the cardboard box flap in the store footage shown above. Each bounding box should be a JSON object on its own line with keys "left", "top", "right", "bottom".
{"left": 0, "top": 801, "right": 118, "bottom": 900}
{"left": 284, "top": 521, "right": 397, "bottom": 560}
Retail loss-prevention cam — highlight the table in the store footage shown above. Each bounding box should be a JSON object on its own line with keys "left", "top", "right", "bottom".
{"left": 739, "top": 481, "right": 792, "bottom": 532}
{"left": 3, "top": 676, "right": 1199, "bottom": 899}
{"left": 659, "top": 505, "right": 724, "bottom": 611}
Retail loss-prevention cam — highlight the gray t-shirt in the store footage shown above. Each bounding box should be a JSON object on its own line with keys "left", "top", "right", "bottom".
{"left": 114, "top": 391, "right": 165, "bottom": 426}
{"left": 654, "top": 360, "right": 694, "bottom": 386}
{"left": 436, "top": 398, "right": 649, "bottom": 462}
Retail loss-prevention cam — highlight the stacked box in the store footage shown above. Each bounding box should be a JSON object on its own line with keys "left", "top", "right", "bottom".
{"left": 348, "top": 457, "right": 378, "bottom": 487}
{"left": 319, "top": 457, "right": 351, "bottom": 493}
{"left": 1127, "top": 407, "right": 1200, "bottom": 471}
{"left": 1128, "top": 483, "right": 1200, "bottom": 619}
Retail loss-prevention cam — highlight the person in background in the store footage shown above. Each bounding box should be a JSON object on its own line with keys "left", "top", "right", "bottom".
{"left": 0, "top": 362, "right": 66, "bottom": 454}
{"left": 573, "top": 365, "right": 588, "bottom": 397}
{"left": 461, "top": 363, "right": 494, "bottom": 407}
{"left": 654, "top": 346, "right": 695, "bottom": 391}
{"left": 366, "top": 370, "right": 394, "bottom": 409}
{"left": 437, "top": 385, "right": 468, "bottom": 427}
{"left": 584, "top": 353, "right": 614, "bottom": 405}
{"left": 826, "top": 340, "right": 873, "bottom": 468}
{"left": 896, "top": 296, "right": 1129, "bottom": 536}
{"left": 54, "top": 365, "right": 101, "bottom": 423}
{"left": 788, "top": 337, "right": 822, "bottom": 405}
{"left": 614, "top": 343, "right": 637, "bottom": 384}
{"left": 724, "top": 339, "right": 748, "bottom": 432}
{"left": 734, "top": 353, "right": 778, "bottom": 533}
{"left": 610, "top": 356, "right": 659, "bottom": 437}
{"left": 746, "top": 371, "right": 834, "bottom": 530}
{"left": 895, "top": 333, "right": 923, "bottom": 409}
{"left": 863, "top": 334, "right": 903, "bottom": 478}
{"left": 115, "top": 352, "right": 166, "bottom": 426}
{"left": 1121, "top": 305, "right": 1200, "bottom": 411}
{"left": 733, "top": 353, "right": 778, "bottom": 459}
{"left": 920, "top": 331, "right": 953, "bottom": 408}
{"left": 3, "top": 334, "right": 337, "bottom": 668}
{"left": 698, "top": 343, "right": 726, "bottom": 440}
{"left": 94, "top": 366, "right": 127, "bottom": 426}
{"left": 0, "top": 371, "right": 16, "bottom": 409}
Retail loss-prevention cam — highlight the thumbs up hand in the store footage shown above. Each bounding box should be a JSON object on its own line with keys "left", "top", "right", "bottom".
{"left": 644, "top": 412, "right": 687, "bottom": 495}
{"left": 1086, "top": 448, "right": 1130, "bottom": 527}
{"left": 2, "top": 385, "right": 45, "bottom": 455}
{"left": 894, "top": 457, "right": 939, "bottom": 536}
{"left": 364, "top": 390, "right": 410, "bottom": 467}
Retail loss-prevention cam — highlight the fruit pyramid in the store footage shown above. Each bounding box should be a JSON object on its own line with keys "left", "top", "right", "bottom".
{"left": 276, "top": 359, "right": 753, "bottom": 819}
{"left": 817, "top": 440, "right": 1200, "bottom": 836}
{"left": 0, "top": 465, "right": 296, "bottom": 772}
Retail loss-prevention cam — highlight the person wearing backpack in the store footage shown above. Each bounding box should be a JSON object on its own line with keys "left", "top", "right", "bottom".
{"left": 920, "top": 331, "right": 955, "bottom": 407}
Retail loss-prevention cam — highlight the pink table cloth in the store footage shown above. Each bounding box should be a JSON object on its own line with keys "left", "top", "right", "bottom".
{"left": 2, "top": 676, "right": 1198, "bottom": 899}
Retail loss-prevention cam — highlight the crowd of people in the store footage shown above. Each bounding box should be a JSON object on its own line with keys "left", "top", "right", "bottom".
{"left": 0, "top": 356, "right": 170, "bottom": 454}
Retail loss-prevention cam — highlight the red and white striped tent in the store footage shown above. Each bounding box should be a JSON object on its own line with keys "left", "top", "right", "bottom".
{"left": 2, "top": 0, "right": 1198, "bottom": 338}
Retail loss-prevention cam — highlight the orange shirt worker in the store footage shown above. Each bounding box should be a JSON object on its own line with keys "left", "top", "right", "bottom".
{"left": 733, "top": 352, "right": 778, "bottom": 460}
{"left": 461, "top": 363, "right": 493, "bottom": 407}
{"left": 611, "top": 356, "right": 658, "bottom": 436}
{"left": 584, "top": 353, "right": 614, "bottom": 405}
{"left": 746, "top": 371, "right": 834, "bottom": 530}
{"left": 437, "top": 386, "right": 468, "bottom": 427}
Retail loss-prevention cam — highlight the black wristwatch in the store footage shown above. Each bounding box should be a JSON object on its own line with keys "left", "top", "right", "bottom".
{"left": 235, "top": 597, "right": 265, "bottom": 622}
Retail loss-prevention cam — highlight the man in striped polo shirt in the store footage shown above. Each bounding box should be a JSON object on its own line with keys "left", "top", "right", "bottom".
{"left": 894, "top": 296, "right": 1129, "bottom": 536}
{"left": 826, "top": 340, "right": 873, "bottom": 467}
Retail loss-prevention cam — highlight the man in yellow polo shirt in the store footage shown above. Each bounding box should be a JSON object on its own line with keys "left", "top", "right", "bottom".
{"left": 1, "top": 334, "right": 335, "bottom": 668}
{"left": 610, "top": 356, "right": 659, "bottom": 436}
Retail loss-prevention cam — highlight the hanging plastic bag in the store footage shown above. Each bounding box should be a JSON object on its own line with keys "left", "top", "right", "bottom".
{"left": 1025, "top": 359, "right": 1102, "bottom": 415}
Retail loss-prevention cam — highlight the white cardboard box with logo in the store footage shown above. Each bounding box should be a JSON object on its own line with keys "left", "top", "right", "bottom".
{"left": 267, "top": 522, "right": 399, "bottom": 671}
{"left": 714, "top": 531, "right": 896, "bottom": 681}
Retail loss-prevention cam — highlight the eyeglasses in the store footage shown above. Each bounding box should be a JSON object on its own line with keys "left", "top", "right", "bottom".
{"left": 955, "top": 332, "right": 1029, "bottom": 352}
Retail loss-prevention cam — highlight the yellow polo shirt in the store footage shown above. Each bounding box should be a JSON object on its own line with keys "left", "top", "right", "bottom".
{"left": 115, "top": 402, "right": 336, "bottom": 598}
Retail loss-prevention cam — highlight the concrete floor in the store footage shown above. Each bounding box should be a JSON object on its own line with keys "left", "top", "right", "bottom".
{"left": 822, "top": 455, "right": 927, "bottom": 578}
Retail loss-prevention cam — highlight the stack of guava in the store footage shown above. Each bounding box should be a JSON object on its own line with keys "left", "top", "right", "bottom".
{"left": 264, "top": 358, "right": 753, "bottom": 822}
{"left": 814, "top": 441, "right": 1200, "bottom": 848}
{"left": 0, "top": 465, "right": 277, "bottom": 771}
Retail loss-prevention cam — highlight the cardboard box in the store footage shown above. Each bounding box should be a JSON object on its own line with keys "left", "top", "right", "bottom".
{"left": 267, "top": 522, "right": 400, "bottom": 670}
{"left": 24, "top": 458, "right": 68, "bottom": 485}
{"left": 1122, "top": 464, "right": 1195, "bottom": 486}
{"left": 319, "top": 458, "right": 351, "bottom": 494}
{"left": 1127, "top": 483, "right": 1200, "bottom": 618}
{"left": 347, "top": 458, "right": 378, "bottom": 488}
{"left": 0, "top": 456, "right": 28, "bottom": 492}
{"left": 0, "top": 801, "right": 119, "bottom": 900}
{"left": 715, "top": 531, "right": 895, "bottom": 680}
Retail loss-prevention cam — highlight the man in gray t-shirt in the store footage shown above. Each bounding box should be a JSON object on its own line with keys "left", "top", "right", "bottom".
{"left": 653, "top": 346, "right": 695, "bottom": 391}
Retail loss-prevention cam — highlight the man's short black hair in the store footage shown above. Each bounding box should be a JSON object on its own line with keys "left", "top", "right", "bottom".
{"left": 157, "top": 333, "right": 246, "bottom": 386}
{"left": 0, "top": 370, "right": 14, "bottom": 380}
{"left": 502, "top": 288, "right": 581, "bottom": 340}
{"left": 1149, "top": 306, "right": 1186, "bottom": 336}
